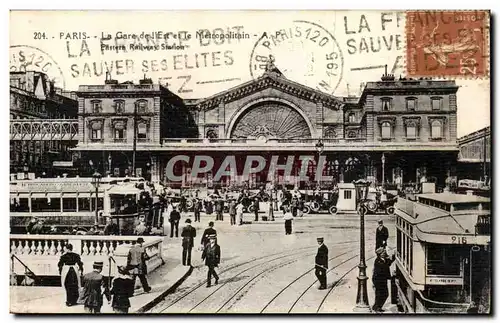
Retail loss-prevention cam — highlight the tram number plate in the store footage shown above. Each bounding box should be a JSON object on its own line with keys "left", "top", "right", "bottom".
{"left": 451, "top": 236, "right": 467, "bottom": 244}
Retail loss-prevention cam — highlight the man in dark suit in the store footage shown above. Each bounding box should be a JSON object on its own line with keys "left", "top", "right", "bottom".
{"left": 193, "top": 199, "right": 202, "bottom": 222}
{"left": 375, "top": 220, "right": 389, "bottom": 250}
{"left": 181, "top": 219, "right": 196, "bottom": 266}
{"left": 58, "top": 243, "right": 83, "bottom": 306}
{"left": 104, "top": 217, "right": 119, "bottom": 235}
{"left": 81, "top": 261, "right": 110, "bottom": 313}
{"left": 169, "top": 206, "right": 181, "bottom": 237}
{"left": 315, "top": 237, "right": 328, "bottom": 290}
{"left": 252, "top": 198, "right": 260, "bottom": 221}
{"left": 202, "top": 234, "right": 221, "bottom": 288}
{"left": 110, "top": 266, "right": 135, "bottom": 314}
{"left": 372, "top": 247, "right": 395, "bottom": 312}
{"left": 126, "top": 237, "right": 151, "bottom": 293}
{"left": 201, "top": 221, "right": 217, "bottom": 247}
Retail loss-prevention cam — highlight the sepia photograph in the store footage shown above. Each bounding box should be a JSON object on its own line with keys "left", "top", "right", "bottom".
{"left": 8, "top": 9, "right": 491, "bottom": 315}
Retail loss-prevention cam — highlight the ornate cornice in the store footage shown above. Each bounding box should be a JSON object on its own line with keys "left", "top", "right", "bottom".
{"left": 196, "top": 74, "right": 344, "bottom": 111}
{"left": 377, "top": 116, "right": 397, "bottom": 125}
{"left": 402, "top": 116, "right": 422, "bottom": 126}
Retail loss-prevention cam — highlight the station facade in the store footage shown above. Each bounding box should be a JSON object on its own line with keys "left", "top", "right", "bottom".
{"left": 72, "top": 61, "right": 459, "bottom": 191}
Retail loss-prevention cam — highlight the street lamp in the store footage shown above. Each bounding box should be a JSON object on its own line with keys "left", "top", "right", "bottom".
{"left": 92, "top": 171, "right": 102, "bottom": 225}
{"left": 315, "top": 139, "right": 325, "bottom": 187}
{"left": 381, "top": 153, "right": 386, "bottom": 186}
{"left": 353, "top": 178, "right": 371, "bottom": 312}
{"left": 108, "top": 154, "right": 112, "bottom": 176}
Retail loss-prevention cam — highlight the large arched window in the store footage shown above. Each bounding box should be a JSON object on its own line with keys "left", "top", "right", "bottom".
{"left": 381, "top": 122, "right": 392, "bottom": 139}
{"left": 431, "top": 120, "right": 443, "bottom": 139}
{"left": 406, "top": 121, "right": 417, "bottom": 139}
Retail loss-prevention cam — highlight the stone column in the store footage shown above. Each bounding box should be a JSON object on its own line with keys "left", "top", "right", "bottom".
{"left": 151, "top": 155, "right": 160, "bottom": 183}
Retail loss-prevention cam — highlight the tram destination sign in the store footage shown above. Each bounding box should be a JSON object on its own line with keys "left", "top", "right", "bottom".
{"left": 425, "top": 277, "right": 464, "bottom": 285}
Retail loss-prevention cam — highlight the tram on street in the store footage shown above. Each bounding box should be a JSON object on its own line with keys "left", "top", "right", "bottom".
{"left": 394, "top": 193, "right": 491, "bottom": 313}
{"left": 9, "top": 176, "right": 154, "bottom": 234}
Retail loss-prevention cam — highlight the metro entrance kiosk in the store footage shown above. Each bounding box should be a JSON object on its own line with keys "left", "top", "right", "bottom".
{"left": 336, "top": 183, "right": 356, "bottom": 212}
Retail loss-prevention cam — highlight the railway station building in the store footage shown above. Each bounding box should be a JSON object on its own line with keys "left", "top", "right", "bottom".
{"left": 72, "top": 61, "right": 459, "bottom": 191}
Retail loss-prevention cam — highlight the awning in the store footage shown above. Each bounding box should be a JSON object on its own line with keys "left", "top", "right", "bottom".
{"left": 107, "top": 184, "right": 141, "bottom": 195}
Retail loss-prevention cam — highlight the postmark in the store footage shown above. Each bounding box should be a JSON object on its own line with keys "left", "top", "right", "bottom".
{"left": 249, "top": 20, "right": 344, "bottom": 95}
{"left": 406, "top": 10, "right": 489, "bottom": 78}
{"left": 10, "top": 45, "right": 66, "bottom": 88}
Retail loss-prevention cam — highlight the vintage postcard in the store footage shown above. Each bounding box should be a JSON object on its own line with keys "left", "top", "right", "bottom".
{"left": 9, "top": 10, "right": 491, "bottom": 314}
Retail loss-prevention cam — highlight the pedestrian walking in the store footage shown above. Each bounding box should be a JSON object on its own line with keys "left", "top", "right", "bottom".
{"left": 57, "top": 243, "right": 83, "bottom": 306}
{"left": 291, "top": 197, "right": 298, "bottom": 217}
{"left": 215, "top": 199, "right": 224, "bottom": 221}
{"left": 202, "top": 235, "right": 220, "bottom": 288}
{"left": 236, "top": 202, "right": 244, "bottom": 225}
{"left": 315, "top": 237, "right": 328, "bottom": 290}
{"left": 126, "top": 237, "right": 151, "bottom": 293}
{"left": 375, "top": 220, "right": 389, "bottom": 250}
{"left": 372, "top": 247, "right": 395, "bottom": 312}
{"left": 205, "top": 197, "right": 213, "bottom": 216}
{"left": 252, "top": 198, "right": 259, "bottom": 221}
{"left": 169, "top": 206, "right": 181, "bottom": 237}
{"left": 181, "top": 219, "right": 196, "bottom": 266}
{"left": 194, "top": 199, "right": 202, "bottom": 222}
{"left": 228, "top": 199, "right": 236, "bottom": 225}
{"left": 109, "top": 266, "right": 134, "bottom": 314}
{"left": 283, "top": 207, "right": 293, "bottom": 235}
{"left": 201, "top": 221, "right": 217, "bottom": 247}
{"left": 81, "top": 261, "right": 110, "bottom": 314}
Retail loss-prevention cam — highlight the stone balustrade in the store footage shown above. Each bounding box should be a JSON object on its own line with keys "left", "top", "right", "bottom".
{"left": 10, "top": 235, "right": 164, "bottom": 278}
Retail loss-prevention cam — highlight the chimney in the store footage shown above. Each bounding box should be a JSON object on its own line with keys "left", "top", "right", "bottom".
{"left": 104, "top": 71, "right": 118, "bottom": 85}
{"left": 381, "top": 64, "right": 395, "bottom": 81}
{"left": 140, "top": 73, "right": 153, "bottom": 85}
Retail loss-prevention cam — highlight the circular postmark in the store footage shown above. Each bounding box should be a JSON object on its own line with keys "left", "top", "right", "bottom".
{"left": 249, "top": 20, "right": 344, "bottom": 95}
{"left": 10, "top": 45, "right": 66, "bottom": 89}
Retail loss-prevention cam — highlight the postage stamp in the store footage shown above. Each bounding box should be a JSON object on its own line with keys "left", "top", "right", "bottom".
{"left": 406, "top": 10, "right": 490, "bottom": 78}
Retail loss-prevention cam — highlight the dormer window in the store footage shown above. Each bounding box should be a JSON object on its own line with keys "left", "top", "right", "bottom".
{"left": 136, "top": 100, "right": 148, "bottom": 113}
{"left": 431, "top": 97, "right": 442, "bottom": 110}
{"left": 406, "top": 98, "right": 418, "bottom": 111}
{"left": 91, "top": 100, "right": 102, "bottom": 113}
{"left": 381, "top": 97, "right": 392, "bottom": 111}
{"left": 114, "top": 100, "right": 125, "bottom": 113}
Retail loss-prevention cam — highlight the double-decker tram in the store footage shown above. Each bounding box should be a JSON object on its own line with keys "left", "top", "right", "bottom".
{"left": 394, "top": 193, "right": 491, "bottom": 313}
{"left": 9, "top": 176, "right": 156, "bottom": 234}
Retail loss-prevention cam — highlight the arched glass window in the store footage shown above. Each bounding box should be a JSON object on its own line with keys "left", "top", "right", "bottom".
{"left": 381, "top": 122, "right": 391, "bottom": 139}
{"left": 406, "top": 121, "right": 417, "bottom": 139}
{"left": 431, "top": 120, "right": 442, "bottom": 139}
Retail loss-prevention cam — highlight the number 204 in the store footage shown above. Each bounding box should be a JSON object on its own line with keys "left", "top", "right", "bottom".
{"left": 451, "top": 236, "right": 467, "bottom": 244}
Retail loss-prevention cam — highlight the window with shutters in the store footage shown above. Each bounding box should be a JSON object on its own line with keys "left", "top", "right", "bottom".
{"left": 138, "top": 122, "right": 148, "bottom": 139}
{"left": 91, "top": 100, "right": 102, "bottom": 113}
{"left": 406, "top": 97, "right": 417, "bottom": 111}
{"left": 136, "top": 100, "right": 148, "bottom": 113}
{"left": 406, "top": 121, "right": 417, "bottom": 139}
{"left": 381, "top": 121, "right": 391, "bottom": 139}
{"left": 431, "top": 120, "right": 443, "bottom": 139}
{"left": 381, "top": 97, "right": 392, "bottom": 111}
{"left": 114, "top": 100, "right": 125, "bottom": 113}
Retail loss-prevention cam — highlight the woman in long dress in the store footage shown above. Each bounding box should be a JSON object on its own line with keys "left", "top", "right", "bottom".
{"left": 57, "top": 243, "right": 83, "bottom": 306}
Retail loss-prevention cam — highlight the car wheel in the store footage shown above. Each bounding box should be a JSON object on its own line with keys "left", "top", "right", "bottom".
{"left": 248, "top": 205, "right": 255, "bottom": 213}
{"left": 329, "top": 206, "right": 338, "bottom": 215}
{"left": 386, "top": 206, "right": 395, "bottom": 215}
{"left": 367, "top": 201, "right": 377, "bottom": 213}
{"left": 303, "top": 205, "right": 311, "bottom": 214}
{"left": 311, "top": 202, "right": 320, "bottom": 212}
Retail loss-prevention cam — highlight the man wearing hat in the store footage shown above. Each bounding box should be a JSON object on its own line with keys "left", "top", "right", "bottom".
{"left": 193, "top": 198, "right": 203, "bottom": 223}
{"left": 372, "top": 247, "right": 395, "bottom": 312}
{"left": 81, "top": 261, "right": 110, "bottom": 313}
{"left": 315, "top": 237, "right": 328, "bottom": 290}
{"left": 169, "top": 206, "right": 181, "bottom": 238}
{"left": 375, "top": 220, "right": 389, "bottom": 250}
{"left": 110, "top": 266, "right": 135, "bottom": 313}
{"left": 201, "top": 234, "right": 221, "bottom": 288}
{"left": 201, "top": 221, "right": 217, "bottom": 247}
{"left": 127, "top": 237, "right": 151, "bottom": 293}
{"left": 181, "top": 219, "right": 196, "bottom": 266}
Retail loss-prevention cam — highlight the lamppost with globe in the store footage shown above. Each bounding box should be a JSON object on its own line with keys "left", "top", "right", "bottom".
{"left": 353, "top": 178, "right": 371, "bottom": 312}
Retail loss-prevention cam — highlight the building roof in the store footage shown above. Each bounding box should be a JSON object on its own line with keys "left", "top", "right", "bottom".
{"left": 418, "top": 193, "right": 490, "bottom": 204}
